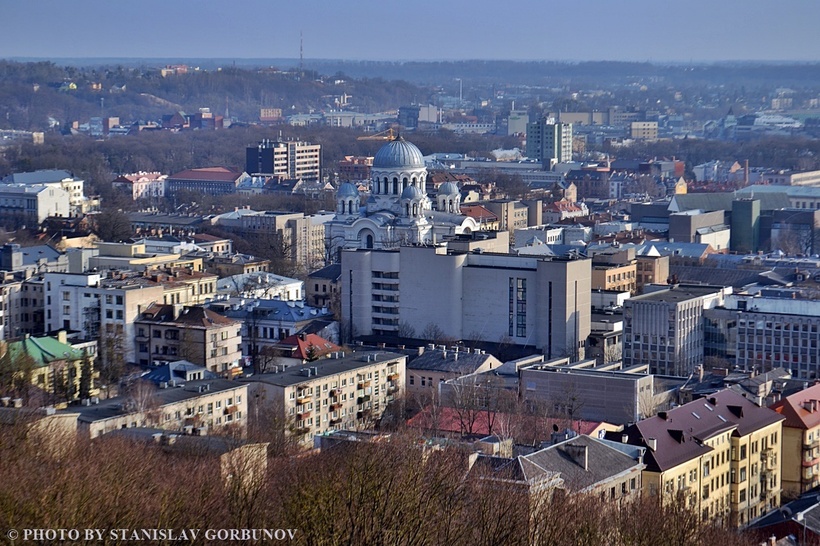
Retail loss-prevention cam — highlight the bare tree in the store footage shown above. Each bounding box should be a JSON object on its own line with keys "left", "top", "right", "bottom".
{"left": 123, "top": 380, "right": 161, "bottom": 427}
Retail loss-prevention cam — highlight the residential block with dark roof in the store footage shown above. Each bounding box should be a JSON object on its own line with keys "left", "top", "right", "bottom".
{"left": 468, "top": 434, "right": 645, "bottom": 502}
{"left": 135, "top": 304, "right": 243, "bottom": 376}
{"left": 612, "top": 388, "right": 785, "bottom": 527}
{"left": 770, "top": 382, "right": 820, "bottom": 498}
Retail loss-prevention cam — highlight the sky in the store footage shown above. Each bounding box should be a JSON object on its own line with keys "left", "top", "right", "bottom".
{"left": 4, "top": 0, "right": 820, "bottom": 63}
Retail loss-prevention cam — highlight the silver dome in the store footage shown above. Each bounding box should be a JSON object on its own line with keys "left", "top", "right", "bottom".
{"left": 373, "top": 137, "right": 425, "bottom": 169}
{"left": 438, "top": 181, "right": 459, "bottom": 196}
{"left": 401, "top": 185, "right": 424, "bottom": 200}
{"left": 336, "top": 182, "right": 360, "bottom": 198}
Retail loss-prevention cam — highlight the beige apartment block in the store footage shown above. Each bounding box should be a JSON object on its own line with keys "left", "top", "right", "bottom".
{"left": 241, "top": 351, "right": 405, "bottom": 448}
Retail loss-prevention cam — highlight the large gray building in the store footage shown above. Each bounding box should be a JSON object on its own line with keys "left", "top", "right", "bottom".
{"left": 341, "top": 244, "right": 591, "bottom": 359}
{"left": 623, "top": 285, "right": 728, "bottom": 376}
{"left": 518, "top": 357, "right": 684, "bottom": 425}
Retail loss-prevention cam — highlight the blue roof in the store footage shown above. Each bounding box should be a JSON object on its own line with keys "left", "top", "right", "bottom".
{"left": 373, "top": 138, "right": 425, "bottom": 169}
{"left": 19, "top": 245, "right": 62, "bottom": 266}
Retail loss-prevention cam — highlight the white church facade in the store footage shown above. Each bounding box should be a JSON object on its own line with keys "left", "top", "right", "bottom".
{"left": 325, "top": 137, "right": 479, "bottom": 254}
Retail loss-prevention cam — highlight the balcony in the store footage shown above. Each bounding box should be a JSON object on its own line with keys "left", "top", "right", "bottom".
{"left": 329, "top": 403, "right": 342, "bottom": 411}
{"left": 357, "top": 380, "right": 371, "bottom": 389}
{"left": 293, "top": 427, "right": 310, "bottom": 436}
{"left": 387, "top": 385, "right": 399, "bottom": 395}
{"left": 296, "top": 393, "right": 312, "bottom": 404}
{"left": 387, "top": 372, "right": 399, "bottom": 381}
{"left": 357, "top": 395, "right": 371, "bottom": 405}
{"left": 803, "top": 438, "right": 820, "bottom": 450}
{"left": 357, "top": 409, "right": 372, "bottom": 420}
{"left": 329, "top": 388, "right": 341, "bottom": 397}
{"left": 296, "top": 411, "right": 311, "bottom": 420}
{"left": 329, "top": 418, "right": 342, "bottom": 425}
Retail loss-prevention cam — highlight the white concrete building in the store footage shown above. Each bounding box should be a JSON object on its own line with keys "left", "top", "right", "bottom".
{"left": 43, "top": 272, "right": 165, "bottom": 363}
{"left": 0, "top": 184, "right": 71, "bottom": 225}
{"left": 2, "top": 169, "right": 90, "bottom": 216}
{"left": 341, "top": 244, "right": 591, "bottom": 359}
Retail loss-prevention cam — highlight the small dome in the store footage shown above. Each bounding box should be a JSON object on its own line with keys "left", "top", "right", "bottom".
{"left": 336, "top": 182, "right": 360, "bottom": 198}
{"left": 373, "top": 137, "right": 425, "bottom": 169}
{"left": 401, "top": 185, "right": 424, "bottom": 200}
{"left": 438, "top": 181, "right": 459, "bottom": 196}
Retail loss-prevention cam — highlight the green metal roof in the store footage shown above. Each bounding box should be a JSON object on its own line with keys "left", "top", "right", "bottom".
{"left": 6, "top": 336, "right": 84, "bottom": 369}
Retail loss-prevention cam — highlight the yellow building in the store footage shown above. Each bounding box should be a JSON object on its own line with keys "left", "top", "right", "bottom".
{"left": 616, "top": 389, "right": 784, "bottom": 527}
{"left": 2, "top": 332, "right": 97, "bottom": 403}
{"left": 771, "top": 383, "right": 820, "bottom": 499}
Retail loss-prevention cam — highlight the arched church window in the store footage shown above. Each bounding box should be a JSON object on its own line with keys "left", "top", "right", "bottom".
{"left": 366, "top": 234, "right": 374, "bottom": 249}
{"left": 405, "top": 203, "right": 410, "bottom": 216}
{"left": 392, "top": 177, "right": 398, "bottom": 194}
{"left": 412, "top": 203, "right": 418, "bottom": 217}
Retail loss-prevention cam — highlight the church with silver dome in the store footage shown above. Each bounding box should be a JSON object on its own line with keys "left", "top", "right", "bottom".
{"left": 325, "top": 137, "right": 479, "bottom": 253}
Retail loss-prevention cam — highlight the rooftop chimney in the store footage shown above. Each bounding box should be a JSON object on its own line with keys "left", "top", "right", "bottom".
{"left": 563, "top": 443, "right": 589, "bottom": 471}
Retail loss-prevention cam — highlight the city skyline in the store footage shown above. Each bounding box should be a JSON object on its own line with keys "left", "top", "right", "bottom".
{"left": 5, "top": 0, "right": 820, "bottom": 63}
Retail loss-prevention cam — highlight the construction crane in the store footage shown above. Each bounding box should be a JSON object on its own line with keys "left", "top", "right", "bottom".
{"left": 356, "top": 127, "right": 397, "bottom": 141}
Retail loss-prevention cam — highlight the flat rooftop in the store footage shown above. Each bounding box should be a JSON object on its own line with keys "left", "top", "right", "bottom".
{"left": 240, "top": 351, "right": 405, "bottom": 388}
{"left": 63, "top": 379, "right": 245, "bottom": 423}
{"left": 630, "top": 285, "right": 722, "bottom": 304}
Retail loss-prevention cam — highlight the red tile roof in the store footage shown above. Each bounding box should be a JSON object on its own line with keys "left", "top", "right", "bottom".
{"left": 279, "top": 333, "right": 341, "bottom": 360}
{"left": 770, "top": 382, "right": 820, "bottom": 430}
{"left": 459, "top": 204, "right": 497, "bottom": 222}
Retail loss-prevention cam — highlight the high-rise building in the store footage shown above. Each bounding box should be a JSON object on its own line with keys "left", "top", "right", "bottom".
{"left": 526, "top": 118, "right": 572, "bottom": 167}
{"left": 245, "top": 139, "right": 322, "bottom": 182}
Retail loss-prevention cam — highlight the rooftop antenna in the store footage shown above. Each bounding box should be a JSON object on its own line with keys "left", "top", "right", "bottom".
{"left": 299, "top": 31, "right": 304, "bottom": 76}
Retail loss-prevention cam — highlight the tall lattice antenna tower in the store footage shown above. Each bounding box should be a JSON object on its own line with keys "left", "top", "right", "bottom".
{"left": 299, "top": 31, "right": 304, "bottom": 75}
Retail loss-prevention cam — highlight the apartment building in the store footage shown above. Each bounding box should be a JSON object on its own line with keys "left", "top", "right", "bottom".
{"left": 134, "top": 304, "right": 243, "bottom": 375}
{"left": 623, "top": 285, "right": 728, "bottom": 376}
{"left": 635, "top": 253, "right": 669, "bottom": 293}
{"left": 614, "top": 389, "right": 784, "bottom": 527}
{"left": 0, "top": 272, "right": 24, "bottom": 341}
{"left": 43, "top": 271, "right": 165, "bottom": 363}
{"left": 65, "top": 378, "right": 248, "bottom": 439}
{"left": 214, "top": 210, "right": 330, "bottom": 271}
{"left": 240, "top": 351, "right": 405, "bottom": 447}
{"left": 526, "top": 118, "right": 573, "bottom": 166}
{"left": 590, "top": 251, "right": 637, "bottom": 294}
{"left": 245, "top": 139, "right": 322, "bottom": 182}
{"left": 770, "top": 383, "right": 820, "bottom": 498}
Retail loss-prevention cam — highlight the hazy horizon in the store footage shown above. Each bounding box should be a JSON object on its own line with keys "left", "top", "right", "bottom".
{"left": 5, "top": 0, "right": 820, "bottom": 63}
